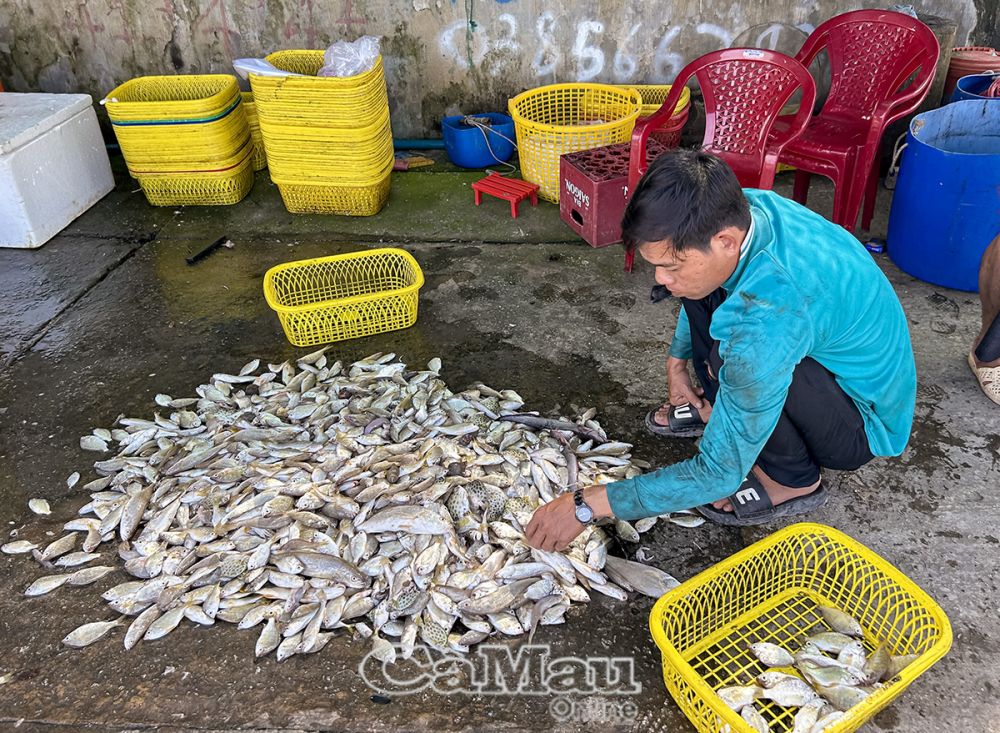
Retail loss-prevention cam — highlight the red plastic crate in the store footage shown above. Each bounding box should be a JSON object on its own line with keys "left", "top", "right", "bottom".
{"left": 559, "top": 139, "right": 668, "bottom": 248}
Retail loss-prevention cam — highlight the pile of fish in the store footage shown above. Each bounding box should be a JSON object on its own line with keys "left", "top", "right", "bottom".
{"left": 716, "top": 605, "right": 919, "bottom": 733}
{"left": 3, "top": 351, "right": 699, "bottom": 660}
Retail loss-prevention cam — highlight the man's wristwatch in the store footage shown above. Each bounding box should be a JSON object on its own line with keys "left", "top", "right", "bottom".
{"left": 573, "top": 488, "right": 595, "bottom": 524}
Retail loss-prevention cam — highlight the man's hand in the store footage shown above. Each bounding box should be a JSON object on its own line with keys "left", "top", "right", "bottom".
{"left": 667, "top": 356, "right": 705, "bottom": 409}
{"left": 525, "top": 485, "right": 613, "bottom": 552}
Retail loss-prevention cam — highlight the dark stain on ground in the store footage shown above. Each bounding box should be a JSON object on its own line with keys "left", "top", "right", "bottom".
{"left": 874, "top": 705, "right": 901, "bottom": 730}
{"left": 532, "top": 282, "right": 560, "bottom": 302}
{"left": 457, "top": 284, "right": 499, "bottom": 301}
{"left": 901, "top": 407, "right": 970, "bottom": 476}
{"left": 586, "top": 307, "right": 622, "bottom": 336}
{"left": 935, "top": 529, "right": 963, "bottom": 538}
{"left": 607, "top": 292, "right": 637, "bottom": 310}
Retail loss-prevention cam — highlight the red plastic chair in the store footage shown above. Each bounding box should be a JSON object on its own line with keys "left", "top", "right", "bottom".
{"left": 626, "top": 49, "right": 817, "bottom": 271}
{"left": 776, "top": 10, "right": 940, "bottom": 233}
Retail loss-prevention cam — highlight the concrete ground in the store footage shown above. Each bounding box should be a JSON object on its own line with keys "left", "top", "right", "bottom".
{"left": 0, "top": 153, "right": 996, "bottom": 733}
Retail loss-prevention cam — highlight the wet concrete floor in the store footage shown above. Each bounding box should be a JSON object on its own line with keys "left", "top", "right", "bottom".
{"left": 0, "top": 158, "right": 996, "bottom": 732}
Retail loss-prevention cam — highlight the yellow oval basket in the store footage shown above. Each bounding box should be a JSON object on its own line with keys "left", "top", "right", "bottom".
{"left": 650, "top": 522, "right": 951, "bottom": 733}
{"left": 508, "top": 83, "right": 642, "bottom": 203}
{"left": 263, "top": 247, "right": 423, "bottom": 346}
{"left": 104, "top": 75, "right": 239, "bottom": 122}
{"left": 621, "top": 83, "right": 692, "bottom": 118}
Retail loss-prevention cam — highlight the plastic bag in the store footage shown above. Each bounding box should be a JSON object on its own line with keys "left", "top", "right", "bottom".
{"left": 317, "top": 36, "right": 381, "bottom": 78}
{"left": 233, "top": 58, "right": 306, "bottom": 80}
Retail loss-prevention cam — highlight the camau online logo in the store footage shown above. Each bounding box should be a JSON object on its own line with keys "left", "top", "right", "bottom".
{"left": 360, "top": 643, "right": 641, "bottom": 722}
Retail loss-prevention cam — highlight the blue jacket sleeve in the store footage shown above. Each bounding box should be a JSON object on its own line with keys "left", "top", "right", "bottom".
{"left": 607, "top": 266, "right": 813, "bottom": 520}
{"left": 668, "top": 307, "right": 693, "bottom": 360}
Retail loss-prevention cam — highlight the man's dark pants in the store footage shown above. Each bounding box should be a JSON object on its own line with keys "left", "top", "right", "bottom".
{"left": 683, "top": 288, "right": 874, "bottom": 489}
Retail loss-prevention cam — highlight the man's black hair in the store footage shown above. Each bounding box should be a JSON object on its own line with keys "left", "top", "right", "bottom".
{"left": 621, "top": 150, "right": 751, "bottom": 255}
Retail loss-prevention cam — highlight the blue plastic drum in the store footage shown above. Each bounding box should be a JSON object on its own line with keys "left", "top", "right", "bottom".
{"left": 887, "top": 100, "right": 1000, "bottom": 292}
{"left": 441, "top": 113, "right": 516, "bottom": 168}
{"left": 950, "top": 72, "right": 1000, "bottom": 102}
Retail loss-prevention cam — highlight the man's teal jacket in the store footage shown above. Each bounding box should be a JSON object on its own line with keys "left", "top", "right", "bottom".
{"left": 607, "top": 189, "right": 917, "bottom": 520}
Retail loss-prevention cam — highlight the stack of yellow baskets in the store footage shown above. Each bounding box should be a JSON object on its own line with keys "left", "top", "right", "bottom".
{"left": 241, "top": 92, "right": 269, "bottom": 171}
{"left": 104, "top": 75, "right": 254, "bottom": 206}
{"left": 248, "top": 51, "right": 393, "bottom": 215}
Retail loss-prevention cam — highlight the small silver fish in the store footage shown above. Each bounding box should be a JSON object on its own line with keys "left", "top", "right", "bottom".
{"left": 742, "top": 704, "right": 770, "bottom": 733}
{"left": 886, "top": 653, "right": 919, "bottom": 678}
{"left": 807, "top": 631, "right": 855, "bottom": 653}
{"left": 62, "top": 618, "right": 125, "bottom": 648}
{"left": 751, "top": 642, "right": 795, "bottom": 667}
{"left": 80, "top": 435, "right": 109, "bottom": 452}
{"left": 757, "top": 671, "right": 803, "bottom": 688}
{"left": 760, "top": 677, "right": 820, "bottom": 707}
{"left": 837, "top": 640, "right": 867, "bottom": 670}
{"left": 791, "top": 700, "right": 827, "bottom": 733}
{"left": 817, "top": 605, "right": 863, "bottom": 637}
{"left": 25, "top": 574, "right": 72, "bottom": 597}
{"left": 2, "top": 540, "right": 38, "bottom": 554}
{"left": 29, "top": 498, "right": 51, "bottom": 515}
{"left": 54, "top": 552, "right": 102, "bottom": 568}
{"left": 815, "top": 683, "right": 870, "bottom": 711}
{"left": 863, "top": 641, "right": 891, "bottom": 682}
{"left": 717, "top": 685, "right": 763, "bottom": 712}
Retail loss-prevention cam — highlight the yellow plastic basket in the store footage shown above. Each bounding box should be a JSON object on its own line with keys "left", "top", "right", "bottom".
{"left": 263, "top": 247, "right": 423, "bottom": 346}
{"left": 508, "top": 83, "right": 642, "bottom": 203}
{"left": 242, "top": 92, "right": 268, "bottom": 171}
{"left": 134, "top": 146, "right": 255, "bottom": 206}
{"left": 106, "top": 76, "right": 249, "bottom": 169}
{"left": 650, "top": 523, "right": 951, "bottom": 733}
{"left": 272, "top": 167, "right": 392, "bottom": 216}
{"left": 621, "top": 83, "right": 692, "bottom": 117}
{"left": 103, "top": 75, "right": 240, "bottom": 122}
{"left": 263, "top": 136, "right": 393, "bottom": 183}
{"left": 249, "top": 52, "right": 389, "bottom": 128}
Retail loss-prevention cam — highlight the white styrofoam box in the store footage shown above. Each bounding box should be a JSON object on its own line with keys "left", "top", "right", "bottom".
{"left": 0, "top": 93, "right": 115, "bottom": 249}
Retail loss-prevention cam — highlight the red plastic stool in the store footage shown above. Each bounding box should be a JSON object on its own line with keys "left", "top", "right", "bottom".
{"left": 471, "top": 172, "right": 539, "bottom": 218}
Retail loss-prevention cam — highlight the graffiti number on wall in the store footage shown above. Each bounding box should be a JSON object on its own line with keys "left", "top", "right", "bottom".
{"left": 532, "top": 12, "right": 561, "bottom": 76}
{"left": 612, "top": 23, "right": 641, "bottom": 82}
{"left": 572, "top": 20, "right": 605, "bottom": 81}
{"left": 439, "top": 13, "right": 749, "bottom": 83}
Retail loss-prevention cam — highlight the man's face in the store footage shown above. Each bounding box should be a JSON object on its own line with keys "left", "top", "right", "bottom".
{"left": 637, "top": 229, "right": 742, "bottom": 300}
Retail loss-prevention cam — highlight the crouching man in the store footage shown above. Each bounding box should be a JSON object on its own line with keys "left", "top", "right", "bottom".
{"left": 527, "top": 150, "right": 915, "bottom": 549}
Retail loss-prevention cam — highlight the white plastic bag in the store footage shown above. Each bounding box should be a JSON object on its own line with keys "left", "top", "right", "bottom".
{"left": 317, "top": 36, "right": 381, "bottom": 78}
{"left": 233, "top": 58, "right": 306, "bottom": 80}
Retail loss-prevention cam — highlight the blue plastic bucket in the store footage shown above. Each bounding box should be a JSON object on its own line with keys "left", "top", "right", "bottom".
{"left": 950, "top": 72, "right": 1000, "bottom": 102}
{"left": 887, "top": 100, "right": 1000, "bottom": 292}
{"left": 441, "top": 113, "right": 515, "bottom": 168}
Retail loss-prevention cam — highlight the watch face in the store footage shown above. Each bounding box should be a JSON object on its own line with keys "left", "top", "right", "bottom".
{"left": 575, "top": 504, "right": 594, "bottom": 524}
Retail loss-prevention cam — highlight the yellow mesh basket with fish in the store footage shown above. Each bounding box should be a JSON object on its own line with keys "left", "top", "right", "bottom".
{"left": 263, "top": 248, "right": 423, "bottom": 347}
{"left": 649, "top": 523, "right": 951, "bottom": 733}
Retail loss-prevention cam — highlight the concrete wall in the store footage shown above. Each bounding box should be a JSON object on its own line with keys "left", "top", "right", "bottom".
{"left": 0, "top": 0, "right": 990, "bottom": 138}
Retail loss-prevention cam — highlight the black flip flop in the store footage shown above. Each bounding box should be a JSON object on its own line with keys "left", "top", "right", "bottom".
{"left": 645, "top": 403, "right": 705, "bottom": 438}
{"left": 695, "top": 473, "right": 829, "bottom": 527}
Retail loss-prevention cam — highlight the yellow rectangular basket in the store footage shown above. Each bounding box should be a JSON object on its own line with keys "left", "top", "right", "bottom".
{"left": 134, "top": 145, "right": 255, "bottom": 206}
{"left": 263, "top": 247, "right": 423, "bottom": 346}
{"left": 650, "top": 523, "right": 951, "bottom": 733}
